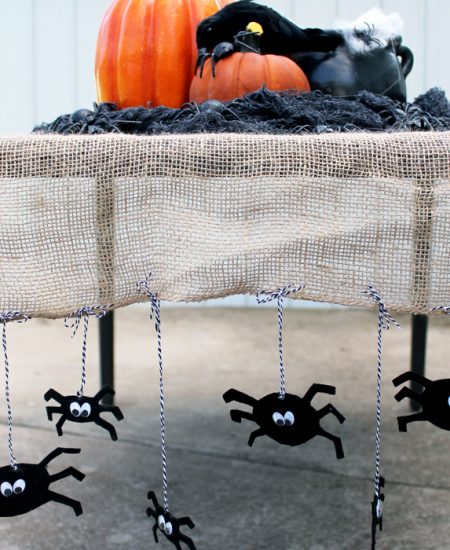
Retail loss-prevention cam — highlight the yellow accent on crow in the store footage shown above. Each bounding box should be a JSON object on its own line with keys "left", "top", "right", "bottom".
{"left": 246, "top": 21, "right": 263, "bottom": 36}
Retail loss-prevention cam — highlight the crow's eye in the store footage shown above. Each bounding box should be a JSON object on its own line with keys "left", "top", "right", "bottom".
{"left": 80, "top": 403, "right": 92, "bottom": 418}
{"left": 164, "top": 522, "right": 173, "bottom": 536}
{"left": 0, "top": 482, "right": 12, "bottom": 497}
{"left": 158, "top": 515, "right": 165, "bottom": 530}
{"left": 272, "top": 412, "right": 285, "bottom": 426}
{"left": 206, "top": 26, "right": 213, "bottom": 32}
{"left": 284, "top": 411, "right": 295, "bottom": 426}
{"left": 70, "top": 402, "right": 81, "bottom": 417}
{"left": 13, "top": 479, "right": 25, "bottom": 494}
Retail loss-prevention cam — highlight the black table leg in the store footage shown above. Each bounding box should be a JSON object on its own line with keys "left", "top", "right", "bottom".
{"left": 410, "top": 314, "right": 428, "bottom": 411}
{"left": 99, "top": 311, "right": 114, "bottom": 405}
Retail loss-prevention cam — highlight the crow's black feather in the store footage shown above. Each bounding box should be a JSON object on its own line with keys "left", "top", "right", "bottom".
{"left": 196, "top": 1, "right": 343, "bottom": 54}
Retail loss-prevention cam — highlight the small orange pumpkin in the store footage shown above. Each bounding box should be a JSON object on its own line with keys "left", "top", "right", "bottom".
{"left": 190, "top": 22, "right": 310, "bottom": 103}
{"left": 95, "top": 0, "right": 233, "bottom": 109}
{"left": 189, "top": 52, "right": 311, "bottom": 103}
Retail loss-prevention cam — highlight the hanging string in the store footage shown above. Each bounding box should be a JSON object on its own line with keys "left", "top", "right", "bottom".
{"left": 0, "top": 312, "right": 28, "bottom": 470}
{"left": 363, "top": 285, "right": 400, "bottom": 547}
{"left": 64, "top": 305, "right": 112, "bottom": 397}
{"left": 137, "top": 277, "right": 169, "bottom": 513}
{"left": 256, "top": 284, "right": 304, "bottom": 399}
{"left": 431, "top": 305, "right": 450, "bottom": 314}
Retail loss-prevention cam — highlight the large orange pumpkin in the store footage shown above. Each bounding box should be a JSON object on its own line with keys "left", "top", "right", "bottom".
{"left": 189, "top": 51, "right": 311, "bottom": 103}
{"left": 95, "top": 0, "right": 232, "bottom": 109}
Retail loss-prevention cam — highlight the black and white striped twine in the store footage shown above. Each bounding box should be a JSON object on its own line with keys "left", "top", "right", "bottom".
{"left": 137, "top": 278, "right": 169, "bottom": 513}
{"left": 364, "top": 285, "right": 400, "bottom": 517}
{"left": 64, "top": 305, "right": 112, "bottom": 397}
{"left": 0, "top": 312, "right": 28, "bottom": 470}
{"left": 431, "top": 305, "right": 450, "bottom": 315}
{"left": 257, "top": 284, "right": 304, "bottom": 399}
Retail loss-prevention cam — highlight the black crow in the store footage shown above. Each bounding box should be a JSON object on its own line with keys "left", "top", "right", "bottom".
{"left": 196, "top": 0, "right": 344, "bottom": 55}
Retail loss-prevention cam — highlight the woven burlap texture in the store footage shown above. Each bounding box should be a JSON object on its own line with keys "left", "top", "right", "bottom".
{"left": 0, "top": 132, "right": 449, "bottom": 318}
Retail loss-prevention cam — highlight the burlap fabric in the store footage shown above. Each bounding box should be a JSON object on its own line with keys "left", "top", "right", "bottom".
{"left": 0, "top": 132, "right": 449, "bottom": 318}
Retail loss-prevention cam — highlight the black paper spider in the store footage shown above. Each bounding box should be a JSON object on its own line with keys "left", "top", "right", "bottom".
{"left": 223, "top": 385, "right": 345, "bottom": 458}
{"left": 393, "top": 371, "right": 450, "bottom": 432}
{"left": 147, "top": 491, "right": 196, "bottom": 549}
{"left": 44, "top": 386, "right": 124, "bottom": 440}
{"left": 0, "top": 447, "right": 84, "bottom": 517}
{"left": 371, "top": 477, "right": 385, "bottom": 550}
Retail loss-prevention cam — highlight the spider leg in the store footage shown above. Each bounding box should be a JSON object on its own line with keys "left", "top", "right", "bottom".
{"left": 317, "top": 427, "right": 344, "bottom": 459}
{"left": 222, "top": 107, "right": 238, "bottom": 120}
{"left": 100, "top": 405, "right": 124, "bottom": 421}
{"left": 146, "top": 507, "right": 157, "bottom": 519}
{"left": 195, "top": 48, "right": 210, "bottom": 78}
{"left": 394, "top": 386, "right": 423, "bottom": 404}
{"left": 45, "top": 489, "right": 83, "bottom": 516}
{"left": 303, "top": 384, "right": 336, "bottom": 404}
{"left": 49, "top": 467, "right": 85, "bottom": 483}
{"left": 46, "top": 406, "right": 62, "bottom": 421}
{"left": 147, "top": 491, "right": 159, "bottom": 509}
{"left": 94, "top": 385, "right": 115, "bottom": 402}
{"left": 397, "top": 411, "right": 427, "bottom": 432}
{"left": 316, "top": 403, "right": 345, "bottom": 424}
{"left": 44, "top": 388, "right": 65, "bottom": 403}
{"left": 55, "top": 415, "right": 67, "bottom": 436}
{"left": 392, "top": 371, "right": 431, "bottom": 388}
{"left": 40, "top": 447, "right": 81, "bottom": 467}
{"left": 211, "top": 53, "right": 218, "bottom": 78}
{"left": 223, "top": 389, "right": 258, "bottom": 407}
{"left": 179, "top": 533, "right": 197, "bottom": 550}
{"left": 230, "top": 409, "right": 254, "bottom": 424}
{"left": 152, "top": 522, "right": 159, "bottom": 543}
{"left": 94, "top": 417, "right": 118, "bottom": 441}
{"left": 248, "top": 428, "right": 265, "bottom": 447}
{"left": 178, "top": 517, "right": 195, "bottom": 529}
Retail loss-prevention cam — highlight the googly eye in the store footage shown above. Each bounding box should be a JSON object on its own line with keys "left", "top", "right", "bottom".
{"left": 158, "top": 515, "right": 165, "bottom": 530}
{"left": 447, "top": 396, "right": 450, "bottom": 407}
{"left": 80, "top": 403, "right": 92, "bottom": 418}
{"left": 164, "top": 522, "right": 173, "bottom": 536}
{"left": 1, "top": 482, "right": 13, "bottom": 497}
{"left": 284, "top": 411, "right": 295, "bottom": 426}
{"left": 70, "top": 402, "right": 81, "bottom": 417}
{"left": 13, "top": 479, "right": 25, "bottom": 494}
{"left": 272, "top": 412, "right": 285, "bottom": 426}
{"left": 376, "top": 500, "right": 383, "bottom": 519}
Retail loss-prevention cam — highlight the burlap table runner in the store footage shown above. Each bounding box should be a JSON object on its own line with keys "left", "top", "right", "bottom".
{"left": 0, "top": 132, "right": 449, "bottom": 318}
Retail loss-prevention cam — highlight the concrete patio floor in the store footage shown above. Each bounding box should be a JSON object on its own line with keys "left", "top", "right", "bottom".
{"left": 1, "top": 306, "right": 450, "bottom": 550}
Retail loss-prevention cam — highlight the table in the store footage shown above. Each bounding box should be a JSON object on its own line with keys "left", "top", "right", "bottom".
{"left": 1, "top": 132, "right": 449, "bottom": 395}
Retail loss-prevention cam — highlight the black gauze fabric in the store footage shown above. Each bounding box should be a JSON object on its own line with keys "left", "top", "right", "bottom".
{"left": 34, "top": 87, "right": 450, "bottom": 136}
